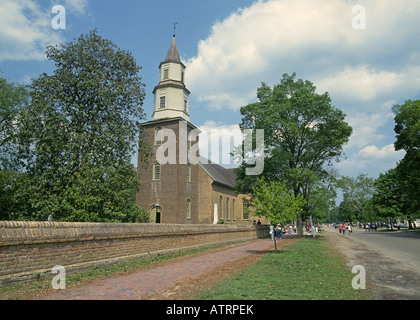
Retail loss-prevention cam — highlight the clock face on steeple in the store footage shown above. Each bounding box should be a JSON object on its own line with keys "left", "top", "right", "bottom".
{"left": 152, "top": 36, "right": 190, "bottom": 122}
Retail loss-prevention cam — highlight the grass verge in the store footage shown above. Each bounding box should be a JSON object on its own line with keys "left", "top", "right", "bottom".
{"left": 192, "top": 237, "right": 371, "bottom": 300}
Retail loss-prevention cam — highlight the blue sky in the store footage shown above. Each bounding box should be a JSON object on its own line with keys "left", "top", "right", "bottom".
{"left": 1, "top": 0, "right": 419, "bottom": 180}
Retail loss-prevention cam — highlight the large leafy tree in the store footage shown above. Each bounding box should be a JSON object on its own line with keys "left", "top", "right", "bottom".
{"left": 236, "top": 73, "right": 352, "bottom": 235}
{"left": 15, "top": 30, "right": 148, "bottom": 222}
{"left": 337, "top": 173, "right": 375, "bottom": 222}
{"left": 0, "top": 77, "right": 30, "bottom": 220}
{"left": 0, "top": 77, "right": 29, "bottom": 166}
{"left": 372, "top": 168, "right": 406, "bottom": 228}
{"left": 393, "top": 99, "right": 419, "bottom": 223}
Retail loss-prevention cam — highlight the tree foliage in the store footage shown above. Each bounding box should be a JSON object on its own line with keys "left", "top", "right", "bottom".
{"left": 251, "top": 177, "right": 305, "bottom": 225}
{"left": 393, "top": 99, "right": 420, "bottom": 219}
{"left": 0, "top": 77, "right": 29, "bottom": 168}
{"left": 3, "top": 30, "right": 150, "bottom": 222}
{"left": 336, "top": 173, "right": 375, "bottom": 222}
{"left": 372, "top": 168, "right": 405, "bottom": 224}
{"left": 236, "top": 73, "right": 352, "bottom": 235}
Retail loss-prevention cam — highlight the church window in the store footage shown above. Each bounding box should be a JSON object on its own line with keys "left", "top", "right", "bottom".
{"left": 187, "top": 164, "right": 191, "bottom": 182}
{"left": 181, "top": 71, "right": 184, "bottom": 83}
{"left": 153, "top": 162, "right": 161, "bottom": 181}
{"left": 242, "top": 200, "right": 250, "bottom": 220}
{"left": 186, "top": 199, "right": 191, "bottom": 220}
{"left": 160, "top": 96, "right": 166, "bottom": 109}
{"left": 163, "top": 69, "right": 169, "bottom": 80}
{"left": 226, "top": 198, "right": 230, "bottom": 220}
{"left": 155, "top": 128, "right": 163, "bottom": 146}
{"left": 218, "top": 196, "right": 223, "bottom": 220}
{"left": 184, "top": 99, "right": 188, "bottom": 112}
{"left": 232, "top": 199, "right": 236, "bottom": 220}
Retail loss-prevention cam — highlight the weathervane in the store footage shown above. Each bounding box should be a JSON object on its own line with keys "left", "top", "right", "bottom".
{"left": 173, "top": 21, "right": 179, "bottom": 37}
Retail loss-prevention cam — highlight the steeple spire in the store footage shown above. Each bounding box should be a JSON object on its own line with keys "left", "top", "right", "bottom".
{"left": 165, "top": 35, "right": 181, "bottom": 63}
{"left": 152, "top": 34, "right": 190, "bottom": 122}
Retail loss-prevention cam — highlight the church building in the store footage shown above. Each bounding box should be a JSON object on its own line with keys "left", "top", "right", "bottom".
{"left": 136, "top": 35, "right": 267, "bottom": 225}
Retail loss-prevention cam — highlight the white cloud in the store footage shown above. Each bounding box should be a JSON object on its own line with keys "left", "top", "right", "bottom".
{"left": 198, "top": 121, "right": 242, "bottom": 166}
{"left": 185, "top": 0, "right": 420, "bottom": 179}
{"left": 358, "top": 144, "right": 405, "bottom": 161}
{"left": 0, "top": 0, "right": 62, "bottom": 61}
{"left": 0, "top": 0, "right": 89, "bottom": 62}
{"left": 337, "top": 143, "right": 405, "bottom": 177}
{"left": 186, "top": 0, "right": 420, "bottom": 112}
{"left": 316, "top": 65, "right": 420, "bottom": 104}
{"left": 346, "top": 110, "right": 394, "bottom": 149}
{"left": 63, "top": 0, "right": 88, "bottom": 15}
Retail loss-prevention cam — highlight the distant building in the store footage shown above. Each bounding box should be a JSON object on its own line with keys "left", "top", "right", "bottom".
{"left": 136, "top": 35, "right": 268, "bottom": 225}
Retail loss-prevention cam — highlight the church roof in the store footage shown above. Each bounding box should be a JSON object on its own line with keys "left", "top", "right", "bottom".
{"left": 199, "top": 157, "right": 238, "bottom": 189}
{"left": 165, "top": 36, "right": 181, "bottom": 63}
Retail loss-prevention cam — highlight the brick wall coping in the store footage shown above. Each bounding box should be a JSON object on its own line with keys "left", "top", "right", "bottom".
{"left": 0, "top": 221, "right": 264, "bottom": 246}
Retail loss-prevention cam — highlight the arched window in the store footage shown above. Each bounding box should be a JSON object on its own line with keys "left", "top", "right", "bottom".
{"left": 186, "top": 199, "right": 191, "bottom": 220}
{"left": 187, "top": 164, "right": 191, "bottom": 182}
{"left": 218, "top": 196, "right": 223, "bottom": 220}
{"left": 232, "top": 199, "right": 236, "bottom": 220}
{"left": 155, "top": 128, "right": 163, "bottom": 146}
{"left": 226, "top": 198, "right": 230, "bottom": 220}
{"left": 153, "top": 162, "right": 161, "bottom": 181}
{"left": 242, "top": 199, "right": 250, "bottom": 220}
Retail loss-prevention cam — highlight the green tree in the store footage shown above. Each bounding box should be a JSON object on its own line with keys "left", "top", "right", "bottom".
{"left": 0, "top": 77, "right": 30, "bottom": 219}
{"left": 289, "top": 168, "right": 336, "bottom": 224}
{"left": 236, "top": 73, "right": 352, "bottom": 236}
{"left": 0, "top": 77, "right": 29, "bottom": 170}
{"left": 337, "top": 173, "right": 375, "bottom": 222}
{"left": 251, "top": 177, "right": 305, "bottom": 225}
{"left": 360, "top": 197, "right": 377, "bottom": 223}
{"left": 338, "top": 200, "right": 356, "bottom": 223}
{"left": 372, "top": 168, "right": 405, "bottom": 229}
{"left": 393, "top": 99, "right": 420, "bottom": 226}
{"left": 0, "top": 77, "right": 29, "bottom": 148}
{"left": 15, "top": 30, "right": 148, "bottom": 222}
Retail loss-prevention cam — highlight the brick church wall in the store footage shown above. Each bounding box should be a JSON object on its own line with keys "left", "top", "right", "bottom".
{"left": 0, "top": 221, "right": 269, "bottom": 287}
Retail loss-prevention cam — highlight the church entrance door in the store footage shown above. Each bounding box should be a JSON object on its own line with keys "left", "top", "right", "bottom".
{"left": 150, "top": 205, "right": 162, "bottom": 223}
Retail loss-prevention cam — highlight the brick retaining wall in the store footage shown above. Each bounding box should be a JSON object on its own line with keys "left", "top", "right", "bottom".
{"left": 0, "top": 221, "right": 268, "bottom": 287}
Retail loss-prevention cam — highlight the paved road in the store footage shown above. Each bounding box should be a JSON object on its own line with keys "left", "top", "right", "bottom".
{"left": 341, "top": 228, "right": 420, "bottom": 272}
{"left": 325, "top": 227, "right": 420, "bottom": 299}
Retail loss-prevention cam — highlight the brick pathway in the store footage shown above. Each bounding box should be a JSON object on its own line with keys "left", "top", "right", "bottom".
{"left": 39, "top": 239, "right": 275, "bottom": 300}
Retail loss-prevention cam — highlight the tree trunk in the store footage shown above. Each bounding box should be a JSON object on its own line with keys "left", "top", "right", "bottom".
{"left": 297, "top": 212, "right": 303, "bottom": 237}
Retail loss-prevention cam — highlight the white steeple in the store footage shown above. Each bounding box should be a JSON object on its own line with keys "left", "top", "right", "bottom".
{"left": 152, "top": 35, "right": 190, "bottom": 122}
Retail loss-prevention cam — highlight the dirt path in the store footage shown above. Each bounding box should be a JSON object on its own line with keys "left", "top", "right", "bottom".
{"left": 38, "top": 238, "right": 298, "bottom": 300}
{"left": 149, "top": 237, "right": 298, "bottom": 300}
{"left": 322, "top": 227, "right": 420, "bottom": 300}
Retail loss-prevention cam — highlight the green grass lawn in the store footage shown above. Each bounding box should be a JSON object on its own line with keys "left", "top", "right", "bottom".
{"left": 193, "top": 237, "right": 371, "bottom": 300}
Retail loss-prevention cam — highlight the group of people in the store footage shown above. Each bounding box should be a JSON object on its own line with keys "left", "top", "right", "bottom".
{"left": 363, "top": 223, "right": 378, "bottom": 231}
{"left": 268, "top": 224, "right": 317, "bottom": 239}
{"left": 338, "top": 224, "right": 352, "bottom": 235}
{"left": 269, "top": 224, "right": 285, "bottom": 240}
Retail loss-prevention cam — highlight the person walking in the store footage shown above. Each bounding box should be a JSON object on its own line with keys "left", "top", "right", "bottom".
{"left": 342, "top": 224, "right": 346, "bottom": 235}
{"left": 311, "top": 225, "right": 316, "bottom": 238}
{"left": 348, "top": 224, "right": 352, "bottom": 235}
{"left": 277, "top": 225, "right": 282, "bottom": 239}
{"left": 269, "top": 225, "right": 274, "bottom": 240}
